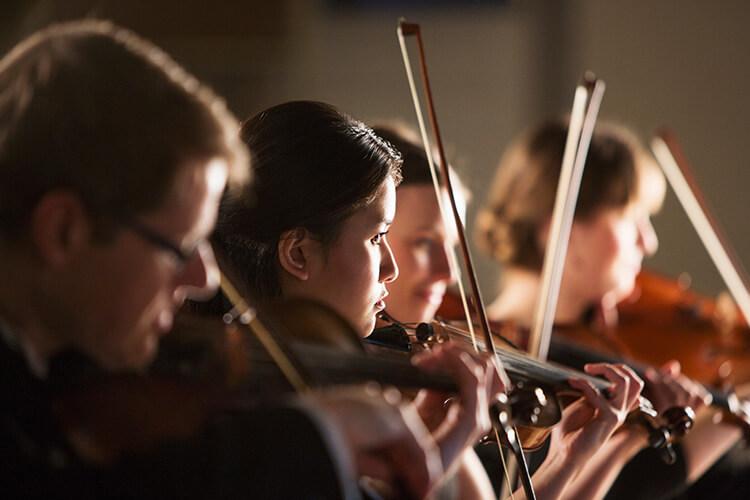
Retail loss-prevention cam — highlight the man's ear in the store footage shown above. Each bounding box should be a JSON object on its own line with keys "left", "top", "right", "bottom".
{"left": 277, "top": 228, "right": 318, "bottom": 281}
{"left": 29, "top": 191, "right": 92, "bottom": 267}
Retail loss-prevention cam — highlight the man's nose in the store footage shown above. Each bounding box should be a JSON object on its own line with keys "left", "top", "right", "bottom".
{"left": 176, "top": 241, "right": 220, "bottom": 301}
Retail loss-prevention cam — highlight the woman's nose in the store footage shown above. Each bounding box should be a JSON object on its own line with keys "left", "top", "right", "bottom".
{"left": 380, "top": 239, "right": 399, "bottom": 283}
{"left": 638, "top": 217, "right": 659, "bottom": 257}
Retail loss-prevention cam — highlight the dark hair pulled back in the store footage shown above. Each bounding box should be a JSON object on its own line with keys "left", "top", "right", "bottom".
{"left": 212, "top": 101, "right": 402, "bottom": 301}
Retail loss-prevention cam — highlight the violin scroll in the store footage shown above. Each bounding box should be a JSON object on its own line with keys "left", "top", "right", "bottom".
{"left": 662, "top": 405, "right": 696, "bottom": 441}
{"left": 628, "top": 403, "right": 695, "bottom": 465}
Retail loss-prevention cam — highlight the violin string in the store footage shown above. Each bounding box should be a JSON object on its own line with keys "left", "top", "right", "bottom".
{"left": 382, "top": 311, "right": 612, "bottom": 393}
{"left": 431, "top": 319, "right": 612, "bottom": 390}
{"left": 432, "top": 320, "right": 520, "bottom": 350}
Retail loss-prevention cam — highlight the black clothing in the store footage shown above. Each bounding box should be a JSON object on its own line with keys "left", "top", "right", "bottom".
{"left": 0, "top": 330, "right": 360, "bottom": 499}
{"left": 547, "top": 334, "right": 690, "bottom": 499}
{"left": 675, "top": 443, "right": 750, "bottom": 500}
{"left": 605, "top": 447, "right": 688, "bottom": 500}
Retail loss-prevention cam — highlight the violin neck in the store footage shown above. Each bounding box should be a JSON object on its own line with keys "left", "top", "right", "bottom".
{"left": 705, "top": 387, "right": 734, "bottom": 412}
{"left": 547, "top": 336, "right": 741, "bottom": 414}
{"left": 494, "top": 348, "right": 611, "bottom": 392}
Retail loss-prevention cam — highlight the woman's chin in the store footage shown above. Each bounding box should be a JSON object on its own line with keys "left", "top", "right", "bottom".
{"left": 608, "top": 280, "right": 637, "bottom": 304}
{"left": 361, "top": 316, "right": 378, "bottom": 338}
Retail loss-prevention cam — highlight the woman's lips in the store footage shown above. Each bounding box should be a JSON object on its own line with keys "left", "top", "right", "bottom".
{"left": 375, "top": 292, "right": 389, "bottom": 311}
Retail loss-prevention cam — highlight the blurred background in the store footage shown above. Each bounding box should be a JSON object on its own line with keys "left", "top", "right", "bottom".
{"left": 2, "top": 0, "right": 748, "bottom": 298}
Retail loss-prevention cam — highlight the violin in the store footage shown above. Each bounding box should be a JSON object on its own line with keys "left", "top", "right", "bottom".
{"left": 368, "top": 311, "right": 694, "bottom": 462}
{"left": 437, "top": 281, "right": 750, "bottom": 437}
{"left": 552, "top": 270, "right": 750, "bottom": 434}
{"left": 165, "top": 296, "right": 689, "bottom": 460}
{"left": 613, "top": 270, "right": 750, "bottom": 388}
{"left": 53, "top": 300, "right": 469, "bottom": 465}
{"left": 616, "top": 131, "right": 750, "bottom": 394}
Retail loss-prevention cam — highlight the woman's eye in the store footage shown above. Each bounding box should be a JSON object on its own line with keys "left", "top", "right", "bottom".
{"left": 371, "top": 231, "right": 388, "bottom": 245}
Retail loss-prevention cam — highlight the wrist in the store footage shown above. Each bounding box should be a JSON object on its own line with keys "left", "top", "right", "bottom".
{"left": 608, "top": 426, "right": 650, "bottom": 460}
{"left": 432, "top": 413, "right": 481, "bottom": 472}
{"left": 528, "top": 443, "right": 579, "bottom": 498}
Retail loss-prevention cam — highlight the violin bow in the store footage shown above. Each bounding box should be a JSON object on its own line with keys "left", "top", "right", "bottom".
{"left": 527, "top": 75, "right": 606, "bottom": 361}
{"left": 651, "top": 130, "right": 750, "bottom": 326}
{"left": 396, "top": 20, "right": 496, "bottom": 359}
{"left": 218, "top": 271, "right": 311, "bottom": 393}
{"left": 397, "top": 19, "right": 534, "bottom": 500}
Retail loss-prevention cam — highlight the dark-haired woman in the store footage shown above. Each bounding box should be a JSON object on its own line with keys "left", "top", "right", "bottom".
{"left": 212, "top": 101, "right": 643, "bottom": 499}
{"left": 213, "top": 101, "right": 509, "bottom": 498}
{"left": 475, "top": 119, "right": 742, "bottom": 498}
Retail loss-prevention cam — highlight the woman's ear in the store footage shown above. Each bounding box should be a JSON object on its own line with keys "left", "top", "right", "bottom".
{"left": 277, "top": 228, "right": 318, "bottom": 281}
{"left": 30, "top": 190, "right": 91, "bottom": 267}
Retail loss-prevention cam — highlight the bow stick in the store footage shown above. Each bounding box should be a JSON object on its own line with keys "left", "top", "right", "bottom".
{"left": 651, "top": 130, "right": 750, "bottom": 326}
{"left": 527, "top": 75, "right": 606, "bottom": 361}
{"left": 397, "top": 19, "right": 536, "bottom": 500}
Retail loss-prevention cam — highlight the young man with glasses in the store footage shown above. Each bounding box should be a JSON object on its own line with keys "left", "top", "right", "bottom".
{"left": 0, "top": 20, "right": 448, "bottom": 499}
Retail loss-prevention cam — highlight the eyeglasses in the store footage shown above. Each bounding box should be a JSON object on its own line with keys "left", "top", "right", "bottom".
{"left": 121, "top": 218, "right": 196, "bottom": 267}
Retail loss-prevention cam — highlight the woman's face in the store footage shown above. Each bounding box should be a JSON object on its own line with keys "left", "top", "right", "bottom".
{"left": 563, "top": 163, "right": 665, "bottom": 305}
{"left": 300, "top": 178, "right": 399, "bottom": 336}
{"left": 563, "top": 201, "right": 659, "bottom": 305}
{"left": 384, "top": 185, "right": 459, "bottom": 323}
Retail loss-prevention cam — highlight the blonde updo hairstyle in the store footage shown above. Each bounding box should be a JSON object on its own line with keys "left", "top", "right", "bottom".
{"left": 475, "top": 119, "right": 659, "bottom": 271}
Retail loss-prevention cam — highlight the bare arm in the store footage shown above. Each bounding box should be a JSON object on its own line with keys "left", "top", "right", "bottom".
{"left": 451, "top": 449, "right": 496, "bottom": 500}
{"left": 511, "top": 363, "right": 645, "bottom": 500}
{"left": 645, "top": 360, "right": 741, "bottom": 484}
{"left": 681, "top": 408, "right": 741, "bottom": 483}
{"left": 560, "top": 427, "right": 647, "bottom": 499}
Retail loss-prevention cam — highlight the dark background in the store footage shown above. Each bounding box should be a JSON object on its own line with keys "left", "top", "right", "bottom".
{"left": 3, "top": 0, "right": 749, "bottom": 298}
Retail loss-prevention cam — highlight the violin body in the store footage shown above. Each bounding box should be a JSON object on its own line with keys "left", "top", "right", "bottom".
{"left": 614, "top": 271, "right": 750, "bottom": 388}
{"left": 545, "top": 271, "right": 750, "bottom": 389}
{"left": 439, "top": 270, "right": 750, "bottom": 388}
{"left": 29, "top": 303, "right": 379, "bottom": 499}
{"left": 437, "top": 272, "right": 750, "bottom": 435}
{"left": 53, "top": 300, "right": 469, "bottom": 467}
